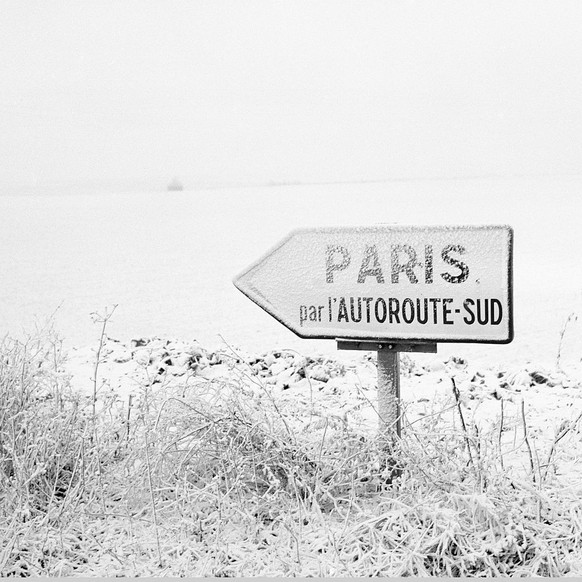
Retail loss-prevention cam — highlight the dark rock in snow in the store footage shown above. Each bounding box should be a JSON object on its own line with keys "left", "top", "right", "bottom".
{"left": 530, "top": 370, "right": 549, "bottom": 385}
{"left": 131, "top": 338, "right": 150, "bottom": 348}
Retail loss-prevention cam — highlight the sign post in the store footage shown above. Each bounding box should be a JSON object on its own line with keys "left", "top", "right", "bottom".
{"left": 378, "top": 348, "right": 400, "bottom": 439}
{"left": 335, "top": 340, "right": 437, "bottom": 478}
{"left": 234, "top": 225, "right": 513, "bottom": 477}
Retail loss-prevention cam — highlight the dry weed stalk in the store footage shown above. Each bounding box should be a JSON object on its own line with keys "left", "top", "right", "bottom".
{"left": 521, "top": 399, "right": 537, "bottom": 484}
{"left": 2, "top": 328, "right": 582, "bottom": 576}
{"left": 451, "top": 376, "right": 475, "bottom": 469}
{"left": 90, "top": 304, "right": 118, "bottom": 418}
{"left": 143, "top": 428, "right": 162, "bottom": 567}
{"left": 556, "top": 311, "right": 577, "bottom": 369}
{"left": 542, "top": 409, "right": 582, "bottom": 483}
{"left": 89, "top": 305, "right": 118, "bottom": 516}
{"left": 499, "top": 398, "right": 505, "bottom": 471}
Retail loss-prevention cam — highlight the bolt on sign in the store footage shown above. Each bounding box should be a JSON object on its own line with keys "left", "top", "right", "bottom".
{"left": 234, "top": 225, "right": 513, "bottom": 344}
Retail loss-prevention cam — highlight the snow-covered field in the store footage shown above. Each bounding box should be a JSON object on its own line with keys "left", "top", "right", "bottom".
{"left": 2, "top": 176, "right": 582, "bottom": 575}
{"left": 6, "top": 175, "right": 582, "bottom": 447}
{"left": 1, "top": 176, "right": 581, "bottom": 367}
{"left": 4, "top": 175, "right": 582, "bottom": 469}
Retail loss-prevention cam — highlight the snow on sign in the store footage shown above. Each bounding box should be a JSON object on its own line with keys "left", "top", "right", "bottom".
{"left": 234, "top": 225, "right": 514, "bottom": 344}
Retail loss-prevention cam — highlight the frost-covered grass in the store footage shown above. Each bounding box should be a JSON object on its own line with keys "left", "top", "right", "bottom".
{"left": 1, "top": 329, "right": 582, "bottom": 576}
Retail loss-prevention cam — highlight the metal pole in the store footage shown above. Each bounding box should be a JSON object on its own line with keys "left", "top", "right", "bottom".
{"left": 377, "top": 347, "right": 401, "bottom": 441}
{"left": 377, "top": 348, "right": 401, "bottom": 482}
{"left": 336, "top": 340, "right": 436, "bottom": 483}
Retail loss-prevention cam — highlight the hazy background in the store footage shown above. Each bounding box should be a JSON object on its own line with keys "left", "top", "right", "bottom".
{"left": 1, "top": 2, "right": 582, "bottom": 368}
{"left": 2, "top": 1, "right": 582, "bottom": 190}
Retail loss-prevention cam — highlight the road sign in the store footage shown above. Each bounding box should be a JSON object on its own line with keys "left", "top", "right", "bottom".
{"left": 234, "top": 225, "right": 513, "bottom": 344}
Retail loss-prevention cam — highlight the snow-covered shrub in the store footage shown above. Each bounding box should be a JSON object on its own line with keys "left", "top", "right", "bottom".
{"left": 0, "top": 332, "right": 85, "bottom": 518}
{"left": 2, "top": 330, "right": 582, "bottom": 576}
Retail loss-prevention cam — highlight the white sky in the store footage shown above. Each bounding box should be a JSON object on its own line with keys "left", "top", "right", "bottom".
{"left": 2, "top": 1, "right": 582, "bottom": 188}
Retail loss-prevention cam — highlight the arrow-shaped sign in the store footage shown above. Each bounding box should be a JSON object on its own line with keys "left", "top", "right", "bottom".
{"left": 234, "top": 225, "right": 513, "bottom": 344}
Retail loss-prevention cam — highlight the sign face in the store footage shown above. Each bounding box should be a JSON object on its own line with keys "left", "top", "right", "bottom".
{"left": 234, "top": 225, "right": 513, "bottom": 344}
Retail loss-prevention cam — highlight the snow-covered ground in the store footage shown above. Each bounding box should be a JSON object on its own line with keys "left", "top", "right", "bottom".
{"left": 1, "top": 176, "right": 581, "bottom": 369}
{"left": 4, "top": 176, "right": 582, "bottom": 441}
{"left": 65, "top": 333, "right": 582, "bottom": 489}
{"left": 21, "top": 173, "right": 575, "bottom": 490}
{"left": 2, "top": 176, "right": 582, "bottom": 575}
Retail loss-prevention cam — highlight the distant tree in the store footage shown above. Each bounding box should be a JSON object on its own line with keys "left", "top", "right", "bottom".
{"left": 167, "top": 177, "right": 184, "bottom": 191}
